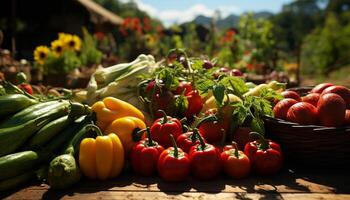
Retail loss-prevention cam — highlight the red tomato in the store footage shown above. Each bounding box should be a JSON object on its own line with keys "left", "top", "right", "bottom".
{"left": 281, "top": 91, "right": 301, "bottom": 102}
{"left": 302, "top": 93, "right": 320, "bottom": 107}
{"left": 174, "top": 82, "right": 193, "bottom": 95}
{"left": 286, "top": 102, "right": 318, "bottom": 125}
{"left": 344, "top": 110, "right": 350, "bottom": 126}
{"left": 321, "top": 85, "right": 350, "bottom": 109}
{"left": 317, "top": 93, "right": 346, "bottom": 127}
{"left": 273, "top": 98, "right": 298, "bottom": 120}
{"left": 221, "top": 148, "right": 251, "bottom": 179}
{"left": 311, "top": 83, "right": 334, "bottom": 94}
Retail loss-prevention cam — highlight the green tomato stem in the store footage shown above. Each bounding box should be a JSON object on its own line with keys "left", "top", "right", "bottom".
{"left": 169, "top": 134, "right": 178, "bottom": 158}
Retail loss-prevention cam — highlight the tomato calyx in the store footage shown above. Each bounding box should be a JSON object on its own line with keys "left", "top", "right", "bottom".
{"left": 249, "top": 132, "right": 270, "bottom": 151}
{"left": 138, "top": 127, "right": 157, "bottom": 147}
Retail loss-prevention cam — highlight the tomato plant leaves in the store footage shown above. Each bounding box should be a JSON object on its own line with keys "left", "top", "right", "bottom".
{"left": 213, "top": 85, "right": 226, "bottom": 105}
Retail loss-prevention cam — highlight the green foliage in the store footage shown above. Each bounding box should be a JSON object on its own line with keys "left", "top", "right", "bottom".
{"left": 43, "top": 51, "right": 81, "bottom": 75}
{"left": 301, "top": 13, "right": 350, "bottom": 75}
{"left": 80, "top": 28, "right": 103, "bottom": 66}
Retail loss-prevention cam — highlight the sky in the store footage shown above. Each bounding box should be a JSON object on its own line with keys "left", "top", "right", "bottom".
{"left": 121, "top": 0, "right": 295, "bottom": 26}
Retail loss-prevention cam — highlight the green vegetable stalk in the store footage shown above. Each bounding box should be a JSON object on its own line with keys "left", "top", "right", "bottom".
{"left": 47, "top": 123, "right": 96, "bottom": 189}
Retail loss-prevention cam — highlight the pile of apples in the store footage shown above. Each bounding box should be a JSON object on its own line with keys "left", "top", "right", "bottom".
{"left": 273, "top": 83, "right": 350, "bottom": 127}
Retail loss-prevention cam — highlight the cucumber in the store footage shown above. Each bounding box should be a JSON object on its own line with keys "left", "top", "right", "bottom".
{"left": 0, "top": 102, "right": 70, "bottom": 156}
{"left": 0, "top": 151, "right": 45, "bottom": 180}
{"left": 0, "top": 94, "right": 38, "bottom": 117}
{"left": 0, "top": 171, "right": 35, "bottom": 192}
{"left": 0, "top": 100, "right": 64, "bottom": 129}
{"left": 26, "top": 115, "right": 73, "bottom": 149}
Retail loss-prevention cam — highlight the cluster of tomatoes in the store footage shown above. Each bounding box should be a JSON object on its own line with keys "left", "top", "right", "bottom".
{"left": 129, "top": 111, "right": 283, "bottom": 182}
{"left": 273, "top": 83, "right": 350, "bottom": 126}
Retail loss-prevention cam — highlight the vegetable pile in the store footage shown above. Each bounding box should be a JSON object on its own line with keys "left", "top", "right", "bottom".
{"left": 6, "top": 49, "right": 332, "bottom": 191}
{"left": 273, "top": 83, "right": 350, "bottom": 127}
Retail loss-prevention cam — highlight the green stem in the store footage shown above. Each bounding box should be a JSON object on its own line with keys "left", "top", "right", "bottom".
{"left": 191, "top": 128, "right": 199, "bottom": 142}
{"left": 85, "top": 124, "right": 104, "bottom": 136}
{"left": 232, "top": 142, "right": 239, "bottom": 158}
{"left": 146, "top": 127, "right": 154, "bottom": 146}
{"left": 159, "top": 110, "right": 168, "bottom": 124}
{"left": 169, "top": 134, "right": 178, "bottom": 158}
{"left": 193, "top": 115, "right": 218, "bottom": 129}
{"left": 197, "top": 130, "right": 206, "bottom": 151}
{"left": 249, "top": 132, "right": 269, "bottom": 150}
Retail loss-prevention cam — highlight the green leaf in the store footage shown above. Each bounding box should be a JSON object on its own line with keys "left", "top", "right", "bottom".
{"left": 219, "top": 76, "right": 249, "bottom": 97}
{"left": 212, "top": 85, "right": 225, "bottom": 105}
{"left": 250, "top": 117, "right": 265, "bottom": 135}
{"left": 196, "top": 79, "right": 215, "bottom": 94}
{"left": 174, "top": 94, "right": 188, "bottom": 115}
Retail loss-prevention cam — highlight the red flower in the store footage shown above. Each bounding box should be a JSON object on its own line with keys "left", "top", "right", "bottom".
{"left": 94, "top": 32, "right": 105, "bottom": 41}
{"left": 143, "top": 17, "right": 152, "bottom": 32}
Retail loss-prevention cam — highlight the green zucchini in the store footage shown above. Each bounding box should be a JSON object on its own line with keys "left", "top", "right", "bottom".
{"left": 0, "top": 94, "right": 38, "bottom": 117}
{"left": 0, "top": 100, "right": 65, "bottom": 129}
{"left": 0, "top": 102, "right": 70, "bottom": 156}
{"left": 26, "top": 115, "right": 72, "bottom": 149}
{"left": 0, "top": 171, "right": 35, "bottom": 192}
{"left": 0, "top": 151, "right": 45, "bottom": 180}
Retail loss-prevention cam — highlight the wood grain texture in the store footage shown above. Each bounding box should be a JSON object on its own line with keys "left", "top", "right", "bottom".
{"left": 2, "top": 169, "right": 350, "bottom": 200}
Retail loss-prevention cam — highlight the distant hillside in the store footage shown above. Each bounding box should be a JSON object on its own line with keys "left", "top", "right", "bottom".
{"left": 191, "top": 11, "right": 273, "bottom": 29}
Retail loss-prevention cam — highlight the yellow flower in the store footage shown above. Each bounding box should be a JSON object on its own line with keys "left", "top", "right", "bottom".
{"left": 64, "top": 34, "right": 81, "bottom": 51}
{"left": 51, "top": 40, "right": 64, "bottom": 57}
{"left": 58, "top": 33, "right": 70, "bottom": 41}
{"left": 33, "top": 46, "right": 50, "bottom": 65}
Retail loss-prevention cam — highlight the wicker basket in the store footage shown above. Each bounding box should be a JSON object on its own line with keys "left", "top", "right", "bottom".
{"left": 264, "top": 87, "right": 350, "bottom": 168}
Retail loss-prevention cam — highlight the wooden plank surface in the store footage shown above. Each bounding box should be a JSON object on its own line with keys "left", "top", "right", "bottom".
{"left": 2, "top": 169, "right": 350, "bottom": 200}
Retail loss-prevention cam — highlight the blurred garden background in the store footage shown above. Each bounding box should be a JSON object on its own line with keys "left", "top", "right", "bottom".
{"left": 0, "top": 0, "right": 350, "bottom": 88}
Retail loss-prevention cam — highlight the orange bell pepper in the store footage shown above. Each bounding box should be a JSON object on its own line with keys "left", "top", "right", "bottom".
{"left": 79, "top": 125, "right": 124, "bottom": 180}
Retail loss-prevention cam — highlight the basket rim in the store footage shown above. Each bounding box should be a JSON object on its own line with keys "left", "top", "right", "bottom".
{"left": 263, "top": 115, "right": 350, "bottom": 131}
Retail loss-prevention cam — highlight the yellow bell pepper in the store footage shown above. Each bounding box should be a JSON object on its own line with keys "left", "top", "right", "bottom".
{"left": 104, "top": 116, "right": 146, "bottom": 154}
{"left": 79, "top": 125, "right": 124, "bottom": 180}
{"left": 91, "top": 97, "right": 145, "bottom": 131}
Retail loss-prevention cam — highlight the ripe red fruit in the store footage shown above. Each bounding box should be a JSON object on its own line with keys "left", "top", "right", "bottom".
{"left": 273, "top": 98, "right": 298, "bottom": 120}
{"left": 230, "top": 69, "right": 243, "bottom": 76}
{"left": 321, "top": 86, "right": 350, "bottom": 109}
{"left": 311, "top": 83, "right": 334, "bottom": 94}
{"left": 302, "top": 93, "right": 320, "bottom": 107}
{"left": 344, "top": 110, "right": 350, "bottom": 126}
{"left": 286, "top": 102, "right": 318, "bottom": 125}
{"left": 317, "top": 93, "right": 346, "bottom": 127}
{"left": 281, "top": 91, "right": 301, "bottom": 102}
{"left": 174, "top": 82, "right": 193, "bottom": 95}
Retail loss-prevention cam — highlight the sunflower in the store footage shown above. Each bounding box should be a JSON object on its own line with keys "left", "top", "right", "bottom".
{"left": 64, "top": 34, "right": 81, "bottom": 51}
{"left": 33, "top": 45, "right": 50, "bottom": 65}
{"left": 58, "top": 32, "right": 70, "bottom": 41}
{"left": 51, "top": 40, "right": 64, "bottom": 57}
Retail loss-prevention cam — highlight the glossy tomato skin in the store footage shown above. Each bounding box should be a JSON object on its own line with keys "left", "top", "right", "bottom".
{"left": 221, "top": 149, "right": 250, "bottom": 179}
{"left": 18, "top": 84, "right": 33, "bottom": 95}
{"left": 150, "top": 115, "right": 183, "bottom": 148}
{"left": 273, "top": 98, "right": 298, "bottom": 120}
{"left": 317, "top": 93, "right": 346, "bottom": 127}
{"left": 130, "top": 139, "right": 164, "bottom": 176}
{"left": 281, "top": 91, "right": 301, "bottom": 102}
{"left": 321, "top": 85, "right": 350, "bottom": 109}
{"left": 244, "top": 140, "right": 283, "bottom": 176}
{"left": 158, "top": 147, "right": 190, "bottom": 182}
{"left": 344, "top": 110, "right": 350, "bottom": 126}
{"left": 184, "top": 90, "right": 203, "bottom": 120}
{"left": 311, "top": 83, "right": 334, "bottom": 94}
{"left": 302, "top": 93, "right": 320, "bottom": 107}
{"left": 176, "top": 131, "right": 205, "bottom": 153}
{"left": 286, "top": 102, "right": 318, "bottom": 125}
{"left": 189, "top": 144, "right": 222, "bottom": 180}
{"left": 174, "top": 82, "right": 193, "bottom": 95}
{"left": 198, "top": 109, "right": 229, "bottom": 144}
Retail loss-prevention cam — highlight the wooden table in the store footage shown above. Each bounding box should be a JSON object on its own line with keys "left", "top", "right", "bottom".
{"left": 2, "top": 168, "right": 350, "bottom": 200}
